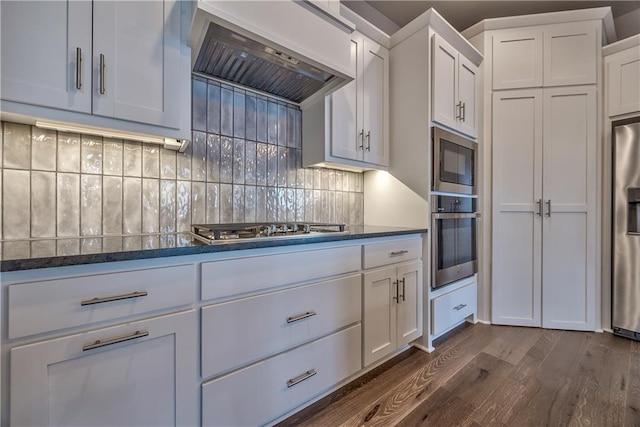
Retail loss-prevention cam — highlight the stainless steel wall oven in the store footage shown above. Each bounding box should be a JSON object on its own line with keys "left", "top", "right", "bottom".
{"left": 432, "top": 195, "right": 478, "bottom": 289}
{"left": 432, "top": 126, "right": 477, "bottom": 195}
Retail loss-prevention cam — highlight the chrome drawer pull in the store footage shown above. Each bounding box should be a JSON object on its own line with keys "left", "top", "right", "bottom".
{"left": 390, "top": 250, "right": 409, "bottom": 256}
{"left": 287, "top": 369, "right": 317, "bottom": 388}
{"left": 83, "top": 330, "right": 149, "bottom": 351}
{"left": 453, "top": 304, "right": 467, "bottom": 311}
{"left": 81, "top": 291, "right": 148, "bottom": 306}
{"left": 286, "top": 311, "right": 317, "bottom": 324}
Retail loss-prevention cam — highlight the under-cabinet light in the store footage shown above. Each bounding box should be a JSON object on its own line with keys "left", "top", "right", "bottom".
{"left": 34, "top": 120, "right": 190, "bottom": 152}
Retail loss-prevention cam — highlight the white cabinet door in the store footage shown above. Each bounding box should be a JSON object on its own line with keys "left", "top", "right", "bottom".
{"left": 492, "top": 30, "right": 543, "bottom": 90}
{"left": 432, "top": 34, "right": 458, "bottom": 131}
{"left": 544, "top": 22, "right": 597, "bottom": 87}
{"left": 363, "top": 266, "right": 397, "bottom": 366}
{"left": 92, "top": 0, "right": 182, "bottom": 129}
{"left": 542, "top": 86, "right": 596, "bottom": 331}
{"left": 10, "top": 310, "right": 198, "bottom": 427}
{"left": 363, "top": 38, "right": 389, "bottom": 166}
{"left": 458, "top": 56, "right": 478, "bottom": 138}
{"left": 0, "top": 0, "right": 92, "bottom": 112}
{"left": 331, "top": 36, "right": 362, "bottom": 161}
{"left": 396, "top": 261, "right": 422, "bottom": 347}
{"left": 492, "top": 89, "right": 543, "bottom": 327}
{"left": 607, "top": 46, "right": 640, "bottom": 117}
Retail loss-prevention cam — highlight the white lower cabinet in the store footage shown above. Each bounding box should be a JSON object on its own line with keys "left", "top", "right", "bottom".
{"left": 363, "top": 260, "right": 422, "bottom": 366}
{"left": 431, "top": 280, "right": 477, "bottom": 337}
{"left": 10, "top": 309, "right": 198, "bottom": 427}
{"left": 201, "top": 274, "right": 361, "bottom": 378}
{"left": 202, "top": 324, "right": 362, "bottom": 427}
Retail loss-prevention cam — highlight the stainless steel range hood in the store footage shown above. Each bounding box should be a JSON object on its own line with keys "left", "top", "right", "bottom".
{"left": 189, "top": 1, "right": 355, "bottom": 106}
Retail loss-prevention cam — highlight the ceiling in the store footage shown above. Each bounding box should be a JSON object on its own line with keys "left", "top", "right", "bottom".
{"left": 343, "top": 1, "right": 640, "bottom": 36}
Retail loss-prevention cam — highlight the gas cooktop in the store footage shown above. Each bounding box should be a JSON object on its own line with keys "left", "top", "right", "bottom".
{"left": 191, "top": 222, "right": 347, "bottom": 245}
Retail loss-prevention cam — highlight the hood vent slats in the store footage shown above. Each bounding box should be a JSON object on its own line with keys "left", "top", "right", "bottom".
{"left": 194, "top": 23, "right": 335, "bottom": 104}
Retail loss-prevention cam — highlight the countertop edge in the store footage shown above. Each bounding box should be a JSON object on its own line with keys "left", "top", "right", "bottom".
{"left": 1, "top": 228, "right": 428, "bottom": 272}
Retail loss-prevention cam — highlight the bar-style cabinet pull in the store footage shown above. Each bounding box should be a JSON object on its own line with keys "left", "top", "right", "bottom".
{"left": 461, "top": 102, "right": 466, "bottom": 122}
{"left": 99, "top": 53, "right": 106, "bottom": 94}
{"left": 456, "top": 101, "right": 462, "bottom": 119}
{"left": 390, "top": 250, "right": 408, "bottom": 256}
{"left": 546, "top": 199, "right": 552, "bottom": 217}
{"left": 453, "top": 304, "right": 467, "bottom": 311}
{"left": 399, "top": 278, "right": 406, "bottom": 302}
{"left": 358, "top": 129, "right": 364, "bottom": 150}
{"left": 286, "top": 311, "right": 317, "bottom": 324}
{"left": 392, "top": 280, "right": 399, "bottom": 302}
{"left": 75, "top": 47, "right": 82, "bottom": 90}
{"left": 536, "top": 199, "right": 543, "bottom": 216}
{"left": 287, "top": 369, "right": 317, "bottom": 388}
{"left": 81, "top": 290, "right": 148, "bottom": 306}
{"left": 83, "top": 330, "right": 149, "bottom": 351}
{"left": 365, "top": 131, "right": 371, "bottom": 151}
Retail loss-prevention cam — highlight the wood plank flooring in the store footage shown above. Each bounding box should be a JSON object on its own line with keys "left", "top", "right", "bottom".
{"left": 278, "top": 323, "right": 640, "bottom": 427}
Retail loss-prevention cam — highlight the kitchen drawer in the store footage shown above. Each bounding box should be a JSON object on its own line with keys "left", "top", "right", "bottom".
{"left": 7, "top": 264, "right": 196, "bottom": 339}
{"left": 201, "top": 245, "right": 361, "bottom": 301}
{"left": 363, "top": 236, "right": 422, "bottom": 269}
{"left": 201, "top": 274, "right": 361, "bottom": 378}
{"left": 201, "top": 324, "right": 361, "bottom": 427}
{"left": 432, "top": 281, "right": 477, "bottom": 337}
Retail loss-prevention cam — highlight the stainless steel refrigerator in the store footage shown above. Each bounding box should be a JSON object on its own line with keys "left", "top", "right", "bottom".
{"left": 612, "top": 119, "right": 640, "bottom": 341}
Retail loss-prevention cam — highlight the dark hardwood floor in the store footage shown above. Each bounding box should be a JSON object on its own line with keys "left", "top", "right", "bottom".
{"left": 279, "top": 323, "right": 640, "bottom": 426}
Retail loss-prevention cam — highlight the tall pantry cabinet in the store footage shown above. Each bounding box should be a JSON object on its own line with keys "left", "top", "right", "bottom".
{"left": 463, "top": 8, "right": 616, "bottom": 330}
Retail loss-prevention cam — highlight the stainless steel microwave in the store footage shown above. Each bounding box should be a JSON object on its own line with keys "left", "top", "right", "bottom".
{"left": 432, "top": 126, "right": 477, "bottom": 195}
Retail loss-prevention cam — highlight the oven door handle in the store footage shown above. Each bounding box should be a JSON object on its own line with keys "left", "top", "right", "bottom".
{"left": 432, "top": 213, "right": 478, "bottom": 219}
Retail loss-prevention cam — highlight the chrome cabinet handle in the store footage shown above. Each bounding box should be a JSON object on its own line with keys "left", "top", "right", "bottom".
{"left": 99, "top": 53, "right": 106, "bottom": 94}
{"left": 546, "top": 199, "right": 552, "bottom": 217}
{"left": 287, "top": 369, "right": 317, "bottom": 388}
{"left": 399, "top": 278, "right": 406, "bottom": 302}
{"left": 390, "top": 250, "right": 409, "bottom": 256}
{"left": 456, "top": 101, "right": 462, "bottom": 119}
{"left": 537, "top": 199, "right": 543, "bottom": 216}
{"left": 286, "top": 311, "right": 317, "bottom": 323}
{"left": 392, "top": 280, "right": 399, "bottom": 302}
{"left": 365, "top": 131, "right": 371, "bottom": 151}
{"left": 75, "top": 47, "right": 82, "bottom": 90}
{"left": 461, "top": 102, "right": 466, "bottom": 121}
{"left": 358, "top": 129, "right": 364, "bottom": 150}
{"left": 81, "top": 291, "right": 148, "bottom": 306}
{"left": 453, "top": 304, "right": 467, "bottom": 311}
{"left": 83, "top": 330, "right": 149, "bottom": 351}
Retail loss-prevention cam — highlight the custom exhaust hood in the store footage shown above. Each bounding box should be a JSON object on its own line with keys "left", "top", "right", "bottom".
{"left": 189, "top": 1, "right": 355, "bottom": 106}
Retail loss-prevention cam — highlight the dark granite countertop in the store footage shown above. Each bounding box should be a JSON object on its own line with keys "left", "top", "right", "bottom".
{"left": 0, "top": 226, "right": 427, "bottom": 272}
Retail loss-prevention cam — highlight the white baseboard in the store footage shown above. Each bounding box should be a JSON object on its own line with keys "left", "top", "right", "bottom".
{"left": 603, "top": 328, "right": 613, "bottom": 333}
{"left": 411, "top": 342, "right": 435, "bottom": 353}
{"left": 476, "top": 319, "right": 491, "bottom": 325}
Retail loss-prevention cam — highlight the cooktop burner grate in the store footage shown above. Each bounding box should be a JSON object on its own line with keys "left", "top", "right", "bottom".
{"left": 190, "top": 222, "right": 346, "bottom": 244}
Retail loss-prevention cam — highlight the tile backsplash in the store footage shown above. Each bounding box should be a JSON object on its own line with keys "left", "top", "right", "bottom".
{"left": 0, "top": 75, "right": 364, "bottom": 242}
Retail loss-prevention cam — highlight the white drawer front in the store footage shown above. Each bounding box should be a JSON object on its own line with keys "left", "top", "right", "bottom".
{"left": 202, "top": 324, "right": 361, "bottom": 427}
{"left": 8, "top": 264, "right": 196, "bottom": 339}
{"left": 201, "top": 273, "right": 361, "bottom": 378}
{"left": 201, "top": 245, "right": 361, "bottom": 301}
{"left": 432, "top": 282, "right": 477, "bottom": 337}
{"left": 363, "top": 237, "right": 422, "bottom": 269}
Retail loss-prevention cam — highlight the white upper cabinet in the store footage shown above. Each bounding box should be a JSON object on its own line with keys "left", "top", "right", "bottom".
{"left": 432, "top": 34, "right": 478, "bottom": 138}
{"left": 492, "top": 22, "right": 597, "bottom": 90}
{"left": 0, "top": 0, "right": 189, "bottom": 137}
{"left": 92, "top": 0, "right": 182, "bottom": 129}
{"left": 605, "top": 36, "right": 640, "bottom": 117}
{"left": 303, "top": 32, "right": 389, "bottom": 170}
{"left": 492, "top": 30, "right": 543, "bottom": 90}
{"left": 0, "top": 1, "right": 92, "bottom": 113}
{"left": 543, "top": 22, "right": 597, "bottom": 87}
